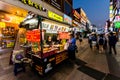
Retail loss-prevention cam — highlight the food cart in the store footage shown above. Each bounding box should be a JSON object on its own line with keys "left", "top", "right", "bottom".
{"left": 16, "top": 14, "right": 70, "bottom": 75}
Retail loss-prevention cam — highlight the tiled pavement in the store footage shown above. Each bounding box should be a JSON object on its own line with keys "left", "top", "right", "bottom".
{"left": 0, "top": 39, "right": 120, "bottom": 80}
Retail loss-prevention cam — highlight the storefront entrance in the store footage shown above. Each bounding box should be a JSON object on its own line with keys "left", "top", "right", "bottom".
{"left": 0, "top": 1, "right": 28, "bottom": 49}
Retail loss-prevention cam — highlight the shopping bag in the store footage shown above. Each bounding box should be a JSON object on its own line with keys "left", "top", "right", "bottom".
{"left": 64, "top": 43, "right": 69, "bottom": 50}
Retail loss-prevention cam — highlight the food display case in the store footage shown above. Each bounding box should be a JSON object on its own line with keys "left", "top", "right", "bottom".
{"left": 16, "top": 14, "right": 70, "bottom": 75}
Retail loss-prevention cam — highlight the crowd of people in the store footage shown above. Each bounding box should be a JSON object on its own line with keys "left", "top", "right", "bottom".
{"left": 61, "top": 31, "right": 118, "bottom": 62}
{"left": 88, "top": 31, "right": 118, "bottom": 55}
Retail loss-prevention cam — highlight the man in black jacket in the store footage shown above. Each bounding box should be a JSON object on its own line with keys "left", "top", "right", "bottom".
{"left": 108, "top": 32, "right": 117, "bottom": 55}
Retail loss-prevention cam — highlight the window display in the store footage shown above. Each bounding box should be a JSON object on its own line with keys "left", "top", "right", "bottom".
{"left": 2, "top": 26, "right": 16, "bottom": 48}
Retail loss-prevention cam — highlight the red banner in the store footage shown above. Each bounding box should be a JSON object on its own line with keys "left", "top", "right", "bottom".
{"left": 59, "top": 32, "right": 70, "bottom": 39}
{"left": 26, "top": 30, "right": 40, "bottom": 42}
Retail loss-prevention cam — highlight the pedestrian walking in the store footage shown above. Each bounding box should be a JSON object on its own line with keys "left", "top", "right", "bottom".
{"left": 91, "top": 32, "right": 98, "bottom": 50}
{"left": 79, "top": 33, "right": 83, "bottom": 45}
{"left": 68, "top": 34, "right": 76, "bottom": 60}
{"left": 108, "top": 32, "right": 117, "bottom": 55}
{"left": 98, "top": 34, "right": 105, "bottom": 53}
{"left": 103, "top": 33, "right": 108, "bottom": 50}
{"left": 88, "top": 34, "right": 92, "bottom": 49}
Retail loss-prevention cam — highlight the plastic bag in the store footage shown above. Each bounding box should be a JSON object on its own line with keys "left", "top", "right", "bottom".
{"left": 64, "top": 43, "right": 69, "bottom": 50}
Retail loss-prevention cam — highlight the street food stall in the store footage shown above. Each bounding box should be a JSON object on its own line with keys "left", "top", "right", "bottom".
{"left": 16, "top": 14, "right": 70, "bottom": 75}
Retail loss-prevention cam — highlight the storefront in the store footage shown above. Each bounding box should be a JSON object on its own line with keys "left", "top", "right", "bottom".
{"left": 72, "top": 9, "right": 81, "bottom": 34}
{"left": 0, "top": 1, "right": 28, "bottom": 49}
{"left": 0, "top": 0, "right": 72, "bottom": 75}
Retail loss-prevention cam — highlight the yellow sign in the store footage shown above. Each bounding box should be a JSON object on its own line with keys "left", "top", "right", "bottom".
{"left": 19, "top": 0, "right": 46, "bottom": 12}
{"left": 48, "top": 11, "right": 63, "bottom": 22}
{"left": 0, "top": 22, "right": 6, "bottom": 28}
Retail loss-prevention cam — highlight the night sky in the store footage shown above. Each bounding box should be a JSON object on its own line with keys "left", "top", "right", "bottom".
{"left": 73, "top": 0, "right": 109, "bottom": 27}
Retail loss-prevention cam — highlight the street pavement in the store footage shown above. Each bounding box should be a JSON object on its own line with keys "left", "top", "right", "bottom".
{"left": 0, "top": 38, "right": 120, "bottom": 80}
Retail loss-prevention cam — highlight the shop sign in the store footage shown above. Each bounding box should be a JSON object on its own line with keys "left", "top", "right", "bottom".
{"left": 42, "top": 22, "right": 69, "bottom": 32}
{"left": 73, "top": 10, "right": 80, "bottom": 19}
{"left": 19, "top": 0, "right": 46, "bottom": 12}
{"left": 46, "top": 30, "right": 57, "bottom": 33}
{"left": 80, "top": 8, "right": 86, "bottom": 17}
{"left": 109, "top": 5, "right": 113, "bottom": 10}
{"left": 26, "top": 30, "right": 40, "bottom": 42}
{"left": 80, "top": 18, "right": 86, "bottom": 25}
{"left": 58, "top": 32, "right": 70, "bottom": 39}
{"left": 0, "top": 22, "right": 6, "bottom": 28}
{"left": 72, "top": 20, "right": 79, "bottom": 27}
{"left": 42, "top": 22, "right": 50, "bottom": 30}
{"left": 42, "top": 0, "right": 64, "bottom": 12}
{"left": 64, "top": 14, "right": 72, "bottom": 25}
{"left": 114, "top": 15, "right": 120, "bottom": 22}
{"left": 48, "top": 11, "right": 63, "bottom": 22}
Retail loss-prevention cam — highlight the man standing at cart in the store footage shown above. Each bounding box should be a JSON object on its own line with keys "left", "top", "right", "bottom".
{"left": 68, "top": 34, "right": 76, "bottom": 60}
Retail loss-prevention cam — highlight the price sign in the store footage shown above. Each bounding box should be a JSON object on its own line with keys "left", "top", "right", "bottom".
{"left": 59, "top": 32, "right": 70, "bottom": 39}
{"left": 26, "top": 30, "right": 40, "bottom": 42}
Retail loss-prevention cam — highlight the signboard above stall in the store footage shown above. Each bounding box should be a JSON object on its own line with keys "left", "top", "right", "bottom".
{"left": 48, "top": 11, "right": 63, "bottom": 22}
{"left": 42, "top": 22, "right": 69, "bottom": 32}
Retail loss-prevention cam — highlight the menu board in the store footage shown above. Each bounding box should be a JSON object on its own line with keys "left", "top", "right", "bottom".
{"left": 59, "top": 32, "right": 70, "bottom": 39}
{"left": 26, "top": 30, "right": 40, "bottom": 42}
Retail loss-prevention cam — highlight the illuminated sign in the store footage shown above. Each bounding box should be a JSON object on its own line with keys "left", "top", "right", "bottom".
{"left": 114, "top": 15, "right": 120, "bottom": 22}
{"left": 59, "top": 32, "right": 70, "bottom": 39}
{"left": 115, "top": 22, "right": 120, "bottom": 28}
{"left": 109, "top": 5, "right": 113, "bottom": 10}
{"left": 48, "top": 11, "right": 63, "bottom": 22}
{"left": 19, "top": 0, "right": 46, "bottom": 12}
{"left": 26, "top": 30, "right": 40, "bottom": 42}
{"left": 64, "top": 14, "right": 72, "bottom": 25}
{"left": 0, "top": 22, "right": 6, "bottom": 28}
{"left": 42, "top": 22, "right": 69, "bottom": 32}
{"left": 73, "top": 10, "right": 80, "bottom": 19}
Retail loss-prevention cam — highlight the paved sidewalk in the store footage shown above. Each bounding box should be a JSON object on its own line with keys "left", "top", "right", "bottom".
{"left": 106, "top": 40, "right": 120, "bottom": 77}
{"left": 0, "top": 38, "right": 120, "bottom": 80}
